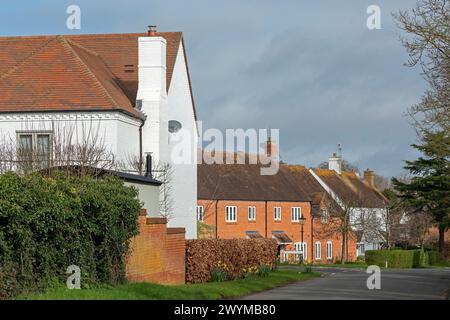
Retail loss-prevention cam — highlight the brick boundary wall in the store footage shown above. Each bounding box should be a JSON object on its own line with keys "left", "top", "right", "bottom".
{"left": 126, "top": 209, "right": 186, "bottom": 285}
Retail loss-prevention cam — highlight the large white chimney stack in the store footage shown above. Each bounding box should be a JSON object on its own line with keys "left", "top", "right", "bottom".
{"left": 137, "top": 26, "right": 169, "bottom": 164}
{"left": 328, "top": 152, "right": 342, "bottom": 175}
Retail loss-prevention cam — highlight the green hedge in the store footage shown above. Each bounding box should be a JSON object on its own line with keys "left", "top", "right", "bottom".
{"left": 0, "top": 172, "right": 141, "bottom": 298}
{"left": 365, "top": 249, "right": 441, "bottom": 268}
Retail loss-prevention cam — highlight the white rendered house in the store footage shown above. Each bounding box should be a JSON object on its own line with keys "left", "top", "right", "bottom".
{"left": 0, "top": 27, "right": 198, "bottom": 238}
{"left": 309, "top": 154, "right": 388, "bottom": 256}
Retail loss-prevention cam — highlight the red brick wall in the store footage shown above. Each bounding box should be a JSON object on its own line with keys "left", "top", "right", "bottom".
{"left": 197, "top": 199, "right": 357, "bottom": 263}
{"left": 126, "top": 209, "right": 186, "bottom": 285}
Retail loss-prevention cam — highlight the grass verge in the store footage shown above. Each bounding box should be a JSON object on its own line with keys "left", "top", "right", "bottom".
{"left": 20, "top": 270, "right": 321, "bottom": 300}
{"left": 277, "top": 262, "right": 367, "bottom": 269}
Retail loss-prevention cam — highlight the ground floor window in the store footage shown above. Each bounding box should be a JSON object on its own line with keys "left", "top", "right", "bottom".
{"left": 225, "top": 206, "right": 237, "bottom": 222}
{"left": 315, "top": 242, "right": 321, "bottom": 260}
{"left": 357, "top": 243, "right": 365, "bottom": 256}
{"left": 326, "top": 241, "right": 333, "bottom": 259}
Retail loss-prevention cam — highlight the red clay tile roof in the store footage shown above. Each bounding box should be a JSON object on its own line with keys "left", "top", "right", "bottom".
{"left": 0, "top": 32, "right": 190, "bottom": 118}
{"left": 340, "top": 172, "right": 388, "bottom": 208}
{"left": 313, "top": 169, "right": 388, "bottom": 208}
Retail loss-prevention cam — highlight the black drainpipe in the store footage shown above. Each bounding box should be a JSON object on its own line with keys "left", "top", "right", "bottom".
{"left": 215, "top": 200, "right": 219, "bottom": 239}
{"left": 138, "top": 116, "right": 146, "bottom": 175}
{"left": 311, "top": 205, "right": 314, "bottom": 261}
{"left": 265, "top": 201, "right": 268, "bottom": 238}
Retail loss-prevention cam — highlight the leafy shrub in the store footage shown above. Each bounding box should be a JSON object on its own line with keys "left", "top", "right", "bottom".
{"left": 0, "top": 172, "right": 141, "bottom": 298}
{"left": 365, "top": 250, "right": 414, "bottom": 268}
{"left": 210, "top": 268, "right": 228, "bottom": 282}
{"left": 257, "top": 265, "right": 271, "bottom": 277}
{"left": 365, "top": 249, "right": 442, "bottom": 268}
{"left": 185, "top": 239, "right": 277, "bottom": 283}
{"left": 303, "top": 265, "right": 313, "bottom": 273}
{"left": 427, "top": 251, "right": 441, "bottom": 265}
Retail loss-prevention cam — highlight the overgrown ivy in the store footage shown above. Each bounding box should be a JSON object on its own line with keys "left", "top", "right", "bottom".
{"left": 0, "top": 172, "right": 141, "bottom": 299}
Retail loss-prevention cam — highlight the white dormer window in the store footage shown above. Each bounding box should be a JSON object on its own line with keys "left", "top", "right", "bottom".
{"left": 226, "top": 206, "right": 237, "bottom": 222}
{"left": 196, "top": 205, "right": 204, "bottom": 222}
{"left": 248, "top": 206, "right": 256, "bottom": 221}
{"left": 274, "top": 207, "right": 281, "bottom": 221}
{"left": 291, "top": 207, "right": 301, "bottom": 222}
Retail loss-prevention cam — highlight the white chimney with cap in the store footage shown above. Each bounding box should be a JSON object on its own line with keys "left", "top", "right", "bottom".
{"left": 328, "top": 152, "right": 342, "bottom": 175}
{"left": 137, "top": 25, "right": 169, "bottom": 164}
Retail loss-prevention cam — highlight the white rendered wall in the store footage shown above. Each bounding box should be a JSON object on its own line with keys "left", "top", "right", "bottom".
{"left": 166, "top": 42, "right": 198, "bottom": 239}
{"left": 0, "top": 112, "right": 141, "bottom": 166}
{"left": 125, "top": 181, "right": 160, "bottom": 216}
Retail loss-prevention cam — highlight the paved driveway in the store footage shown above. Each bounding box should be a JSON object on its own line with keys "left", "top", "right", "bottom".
{"left": 241, "top": 267, "right": 450, "bottom": 300}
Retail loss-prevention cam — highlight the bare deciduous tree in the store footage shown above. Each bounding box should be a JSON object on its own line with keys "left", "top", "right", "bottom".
{"left": 125, "top": 154, "right": 174, "bottom": 221}
{"left": 0, "top": 120, "right": 115, "bottom": 176}
{"left": 394, "top": 0, "right": 450, "bottom": 133}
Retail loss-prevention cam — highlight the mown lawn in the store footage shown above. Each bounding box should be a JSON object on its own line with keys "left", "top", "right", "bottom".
{"left": 277, "top": 262, "right": 368, "bottom": 269}
{"left": 20, "top": 270, "right": 321, "bottom": 300}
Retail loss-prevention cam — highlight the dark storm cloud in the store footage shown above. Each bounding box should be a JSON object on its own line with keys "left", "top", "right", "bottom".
{"left": 1, "top": 0, "right": 425, "bottom": 177}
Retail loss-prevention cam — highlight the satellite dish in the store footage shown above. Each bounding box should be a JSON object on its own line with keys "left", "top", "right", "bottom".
{"left": 168, "top": 120, "right": 182, "bottom": 133}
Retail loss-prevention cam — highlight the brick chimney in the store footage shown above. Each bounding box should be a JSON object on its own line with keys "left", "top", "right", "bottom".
{"left": 364, "top": 168, "right": 375, "bottom": 188}
{"left": 264, "top": 136, "right": 277, "bottom": 158}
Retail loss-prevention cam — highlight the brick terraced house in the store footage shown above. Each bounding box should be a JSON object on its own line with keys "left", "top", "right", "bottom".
{"left": 286, "top": 165, "right": 357, "bottom": 263}
{"left": 197, "top": 153, "right": 357, "bottom": 263}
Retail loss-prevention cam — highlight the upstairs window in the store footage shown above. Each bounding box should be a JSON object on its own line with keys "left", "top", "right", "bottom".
{"left": 291, "top": 207, "right": 301, "bottom": 222}
{"left": 321, "top": 208, "right": 328, "bottom": 224}
{"left": 248, "top": 206, "right": 256, "bottom": 221}
{"left": 274, "top": 207, "right": 282, "bottom": 221}
{"left": 17, "top": 131, "right": 52, "bottom": 170}
{"left": 197, "top": 206, "right": 204, "bottom": 222}
{"left": 225, "top": 206, "right": 237, "bottom": 222}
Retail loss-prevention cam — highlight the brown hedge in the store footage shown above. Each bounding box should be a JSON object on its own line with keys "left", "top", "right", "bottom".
{"left": 185, "top": 238, "right": 278, "bottom": 283}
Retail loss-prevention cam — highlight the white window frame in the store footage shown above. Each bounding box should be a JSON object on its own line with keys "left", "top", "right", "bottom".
{"left": 321, "top": 208, "right": 328, "bottom": 224}
{"left": 293, "top": 242, "right": 308, "bottom": 261}
{"left": 248, "top": 206, "right": 256, "bottom": 221}
{"left": 274, "top": 207, "right": 282, "bottom": 221}
{"left": 225, "top": 206, "right": 237, "bottom": 222}
{"left": 315, "top": 241, "right": 321, "bottom": 260}
{"left": 357, "top": 242, "right": 365, "bottom": 256}
{"left": 291, "top": 207, "right": 301, "bottom": 222}
{"left": 197, "top": 205, "right": 204, "bottom": 222}
{"left": 326, "top": 241, "right": 333, "bottom": 260}
{"left": 17, "top": 131, "right": 53, "bottom": 168}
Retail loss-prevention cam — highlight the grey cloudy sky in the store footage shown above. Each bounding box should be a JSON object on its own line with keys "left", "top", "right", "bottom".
{"left": 1, "top": 0, "right": 425, "bottom": 177}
